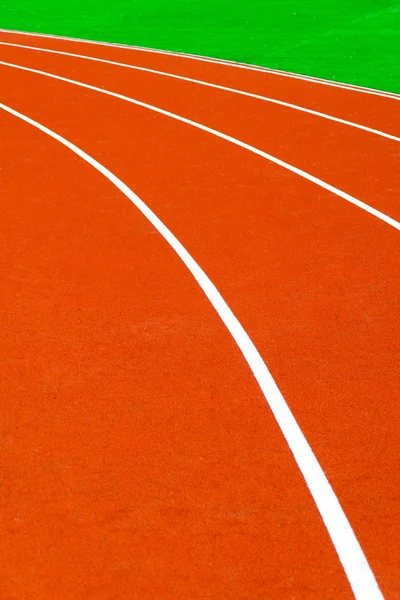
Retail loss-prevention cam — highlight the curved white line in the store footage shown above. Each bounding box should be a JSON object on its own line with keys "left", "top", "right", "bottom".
{"left": 0, "top": 99, "right": 383, "bottom": 599}
{"left": 0, "top": 41, "right": 398, "bottom": 143}
{"left": 0, "top": 27, "right": 399, "bottom": 100}
{"left": 1, "top": 59, "right": 400, "bottom": 233}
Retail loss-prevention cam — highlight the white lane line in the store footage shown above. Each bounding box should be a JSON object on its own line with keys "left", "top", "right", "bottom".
{"left": 0, "top": 99, "right": 384, "bottom": 600}
{"left": 0, "top": 27, "right": 399, "bottom": 100}
{"left": 1, "top": 59, "right": 400, "bottom": 233}
{"left": 0, "top": 41, "right": 398, "bottom": 143}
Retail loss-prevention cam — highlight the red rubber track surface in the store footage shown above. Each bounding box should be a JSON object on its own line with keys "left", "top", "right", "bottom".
{"left": 0, "top": 30, "right": 399, "bottom": 599}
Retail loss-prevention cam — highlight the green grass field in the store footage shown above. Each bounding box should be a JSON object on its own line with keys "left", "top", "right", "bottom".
{"left": 0, "top": 0, "right": 399, "bottom": 93}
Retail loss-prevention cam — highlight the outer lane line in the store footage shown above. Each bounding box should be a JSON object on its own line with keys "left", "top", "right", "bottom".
{"left": 0, "top": 99, "right": 383, "bottom": 600}
{"left": 1, "top": 41, "right": 398, "bottom": 143}
{"left": 1, "top": 27, "right": 399, "bottom": 100}
{"left": 1, "top": 59, "right": 400, "bottom": 234}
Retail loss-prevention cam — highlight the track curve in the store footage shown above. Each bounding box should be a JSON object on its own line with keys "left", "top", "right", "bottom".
{"left": 0, "top": 29, "right": 399, "bottom": 599}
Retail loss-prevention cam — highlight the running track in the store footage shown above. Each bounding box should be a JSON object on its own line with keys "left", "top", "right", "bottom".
{"left": 0, "top": 29, "right": 399, "bottom": 599}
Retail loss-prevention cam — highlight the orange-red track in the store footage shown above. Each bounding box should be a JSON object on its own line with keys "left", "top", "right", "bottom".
{"left": 0, "top": 30, "right": 399, "bottom": 599}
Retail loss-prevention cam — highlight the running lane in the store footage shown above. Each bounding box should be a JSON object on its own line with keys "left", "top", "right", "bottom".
{"left": 0, "top": 107, "right": 350, "bottom": 599}
{"left": 0, "top": 35, "right": 399, "bottom": 598}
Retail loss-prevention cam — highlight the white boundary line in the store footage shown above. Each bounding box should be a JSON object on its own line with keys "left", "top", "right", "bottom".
{"left": 0, "top": 28, "right": 399, "bottom": 100}
{"left": 1, "top": 59, "right": 400, "bottom": 233}
{"left": 0, "top": 99, "right": 384, "bottom": 599}
{"left": 0, "top": 41, "right": 398, "bottom": 143}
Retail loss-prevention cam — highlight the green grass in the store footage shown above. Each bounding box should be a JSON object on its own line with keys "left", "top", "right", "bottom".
{"left": 1, "top": 0, "right": 399, "bottom": 92}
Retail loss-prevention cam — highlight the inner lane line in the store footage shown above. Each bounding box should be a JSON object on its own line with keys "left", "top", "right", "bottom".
{"left": 1, "top": 27, "right": 399, "bottom": 100}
